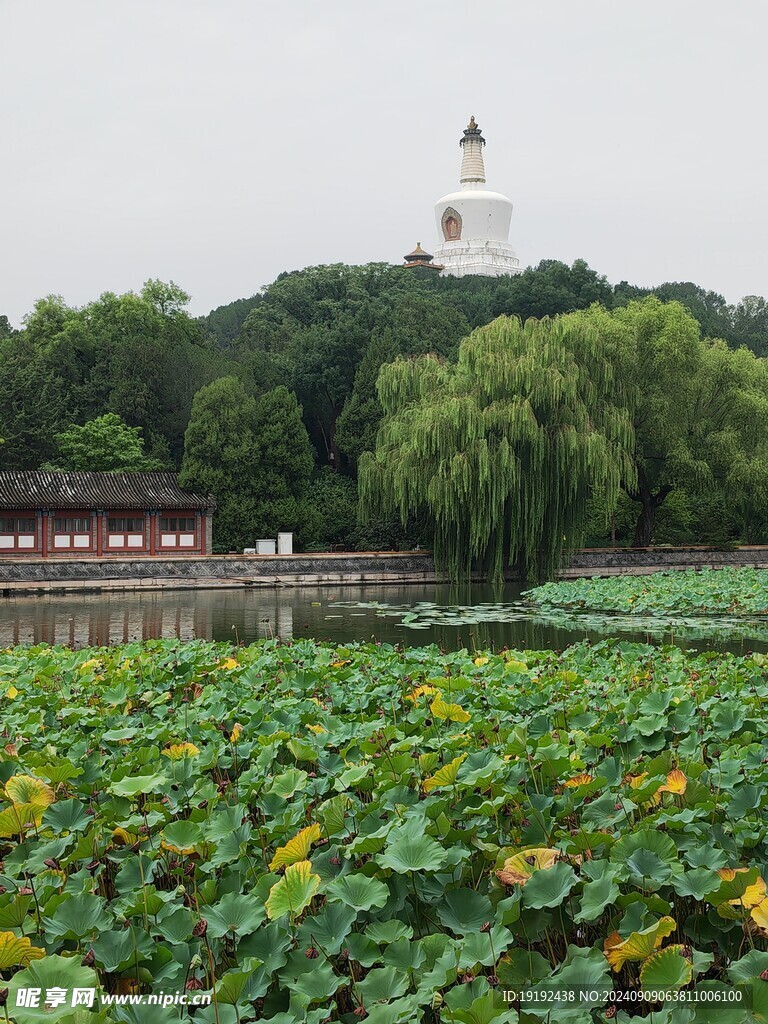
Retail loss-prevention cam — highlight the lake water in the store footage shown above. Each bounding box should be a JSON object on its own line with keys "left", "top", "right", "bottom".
{"left": 1, "top": 583, "right": 766, "bottom": 653}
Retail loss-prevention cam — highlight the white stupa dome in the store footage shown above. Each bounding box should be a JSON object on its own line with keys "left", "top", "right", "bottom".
{"left": 433, "top": 117, "right": 521, "bottom": 278}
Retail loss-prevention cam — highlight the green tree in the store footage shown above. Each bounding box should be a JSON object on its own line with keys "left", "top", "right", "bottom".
{"left": 335, "top": 332, "right": 402, "bottom": 467}
{"left": 568, "top": 298, "right": 768, "bottom": 545}
{"left": 298, "top": 469, "right": 358, "bottom": 549}
{"left": 19, "top": 284, "right": 233, "bottom": 468}
{"left": 237, "top": 264, "right": 470, "bottom": 467}
{"left": 359, "top": 316, "right": 634, "bottom": 581}
{"left": 0, "top": 331, "right": 75, "bottom": 469}
{"left": 732, "top": 295, "right": 768, "bottom": 357}
{"left": 179, "top": 377, "right": 260, "bottom": 551}
{"left": 180, "top": 379, "right": 314, "bottom": 550}
{"left": 43, "top": 414, "right": 161, "bottom": 471}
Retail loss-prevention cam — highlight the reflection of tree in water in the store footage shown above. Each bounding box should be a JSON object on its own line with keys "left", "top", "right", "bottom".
{"left": 2, "top": 582, "right": 766, "bottom": 654}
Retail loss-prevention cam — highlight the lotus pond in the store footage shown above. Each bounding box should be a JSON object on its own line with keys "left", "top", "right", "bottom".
{"left": 6, "top": 575, "right": 768, "bottom": 652}
{"left": 5, "top": 638, "right": 768, "bottom": 1022}
{"left": 525, "top": 568, "right": 768, "bottom": 619}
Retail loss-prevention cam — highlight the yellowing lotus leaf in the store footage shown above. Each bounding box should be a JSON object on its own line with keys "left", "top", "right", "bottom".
{"left": 111, "top": 827, "right": 136, "bottom": 847}
{"left": 219, "top": 658, "right": 239, "bottom": 670}
{"left": 0, "top": 931, "right": 46, "bottom": 969}
{"left": 269, "top": 823, "right": 322, "bottom": 871}
{"left": 626, "top": 773, "right": 649, "bottom": 789}
{"left": 405, "top": 685, "right": 442, "bottom": 703}
{"left": 230, "top": 723, "right": 243, "bottom": 742}
{"left": 5, "top": 774, "right": 55, "bottom": 810}
{"left": 265, "top": 859, "right": 320, "bottom": 920}
{"left": 430, "top": 698, "right": 471, "bottom": 723}
{"left": 658, "top": 769, "right": 687, "bottom": 795}
{"left": 604, "top": 916, "right": 677, "bottom": 972}
{"left": 307, "top": 724, "right": 327, "bottom": 735}
{"left": 496, "top": 848, "right": 560, "bottom": 887}
{"left": 474, "top": 656, "right": 489, "bottom": 667}
{"left": 604, "top": 931, "right": 622, "bottom": 952}
{"left": 423, "top": 753, "right": 468, "bottom": 793}
{"left": 0, "top": 802, "right": 40, "bottom": 838}
{"left": 163, "top": 742, "right": 200, "bottom": 760}
{"left": 750, "top": 898, "right": 768, "bottom": 931}
{"left": 712, "top": 868, "right": 765, "bottom": 909}
{"left": 714, "top": 868, "right": 767, "bottom": 908}
{"left": 5, "top": 685, "right": 18, "bottom": 699}
{"left": 564, "top": 773, "right": 595, "bottom": 788}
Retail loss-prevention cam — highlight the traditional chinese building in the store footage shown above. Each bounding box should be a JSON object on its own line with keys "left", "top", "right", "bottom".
{"left": 0, "top": 471, "right": 215, "bottom": 557}
{"left": 402, "top": 242, "right": 443, "bottom": 271}
{"left": 432, "top": 116, "right": 522, "bottom": 278}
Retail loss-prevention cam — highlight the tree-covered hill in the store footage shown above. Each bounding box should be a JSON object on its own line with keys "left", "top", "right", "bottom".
{"left": 201, "top": 260, "right": 768, "bottom": 356}
{"left": 2, "top": 259, "right": 768, "bottom": 554}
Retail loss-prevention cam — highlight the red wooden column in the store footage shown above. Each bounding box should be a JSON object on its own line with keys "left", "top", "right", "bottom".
{"left": 41, "top": 511, "right": 49, "bottom": 558}
{"left": 149, "top": 512, "right": 157, "bottom": 556}
{"left": 96, "top": 511, "right": 103, "bottom": 557}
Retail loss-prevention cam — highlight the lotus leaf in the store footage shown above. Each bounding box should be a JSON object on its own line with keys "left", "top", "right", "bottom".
{"left": 0, "top": 930, "right": 45, "bottom": 968}
{"left": 265, "top": 859, "right": 321, "bottom": 920}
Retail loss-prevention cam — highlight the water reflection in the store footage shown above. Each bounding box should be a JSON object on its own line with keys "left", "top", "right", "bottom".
{"left": 0, "top": 583, "right": 765, "bottom": 653}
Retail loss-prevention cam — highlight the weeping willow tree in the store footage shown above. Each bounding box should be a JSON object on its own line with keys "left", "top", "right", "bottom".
{"left": 358, "top": 315, "right": 636, "bottom": 582}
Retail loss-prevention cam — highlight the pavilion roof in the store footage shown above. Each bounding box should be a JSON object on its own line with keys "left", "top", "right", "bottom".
{"left": 0, "top": 471, "right": 215, "bottom": 511}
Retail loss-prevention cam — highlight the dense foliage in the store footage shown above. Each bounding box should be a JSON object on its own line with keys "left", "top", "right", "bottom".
{"left": 5, "top": 638, "right": 768, "bottom": 1021}
{"left": 0, "top": 282, "right": 233, "bottom": 470}
{"left": 179, "top": 380, "right": 314, "bottom": 551}
{"left": 41, "top": 414, "right": 162, "bottom": 473}
{"left": 359, "top": 316, "right": 634, "bottom": 581}
{"left": 3, "top": 261, "right": 768, "bottom": 553}
{"left": 567, "top": 301, "right": 768, "bottom": 546}
{"left": 526, "top": 567, "right": 768, "bottom": 618}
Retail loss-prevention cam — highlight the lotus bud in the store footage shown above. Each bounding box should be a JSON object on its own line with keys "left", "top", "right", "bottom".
{"left": 81, "top": 949, "right": 95, "bottom": 967}
{"left": 189, "top": 954, "right": 203, "bottom": 969}
{"left": 305, "top": 946, "right": 319, "bottom": 959}
{"left": 175, "top": 885, "right": 186, "bottom": 896}
{"left": 0, "top": 989, "right": 8, "bottom": 1008}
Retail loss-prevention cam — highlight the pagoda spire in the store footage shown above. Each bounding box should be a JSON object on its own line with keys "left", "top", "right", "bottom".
{"left": 459, "top": 115, "right": 486, "bottom": 186}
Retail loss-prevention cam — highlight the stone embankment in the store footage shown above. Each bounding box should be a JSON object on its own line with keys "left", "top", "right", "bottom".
{"left": 1, "top": 546, "right": 767, "bottom": 594}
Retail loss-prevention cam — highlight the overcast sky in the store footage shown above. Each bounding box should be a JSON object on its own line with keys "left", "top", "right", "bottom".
{"left": 2, "top": 0, "right": 767, "bottom": 327}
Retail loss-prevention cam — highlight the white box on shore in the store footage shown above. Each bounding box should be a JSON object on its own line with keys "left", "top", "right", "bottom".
{"left": 243, "top": 547, "right": 256, "bottom": 555}
{"left": 256, "top": 539, "right": 276, "bottom": 555}
{"left": 277, "top": 532, "right": 293, "bottom": 555}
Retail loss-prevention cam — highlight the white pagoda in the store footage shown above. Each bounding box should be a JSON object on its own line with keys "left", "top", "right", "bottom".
{"left": 432, "top": 117, "right": 521, "bottom": 278}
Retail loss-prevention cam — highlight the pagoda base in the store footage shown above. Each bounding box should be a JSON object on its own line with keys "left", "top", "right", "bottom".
{"left": 433, "top": 239, "right": 521, "bottom": 278}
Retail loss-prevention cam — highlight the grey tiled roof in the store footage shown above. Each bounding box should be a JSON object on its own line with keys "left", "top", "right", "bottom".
{"left": 0, "top": 472, "right": 215, "bottom": 510}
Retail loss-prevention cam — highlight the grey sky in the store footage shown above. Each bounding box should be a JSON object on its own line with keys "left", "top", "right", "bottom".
{"left": 2, "top": 0, "right": 767, "bottom": 327}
